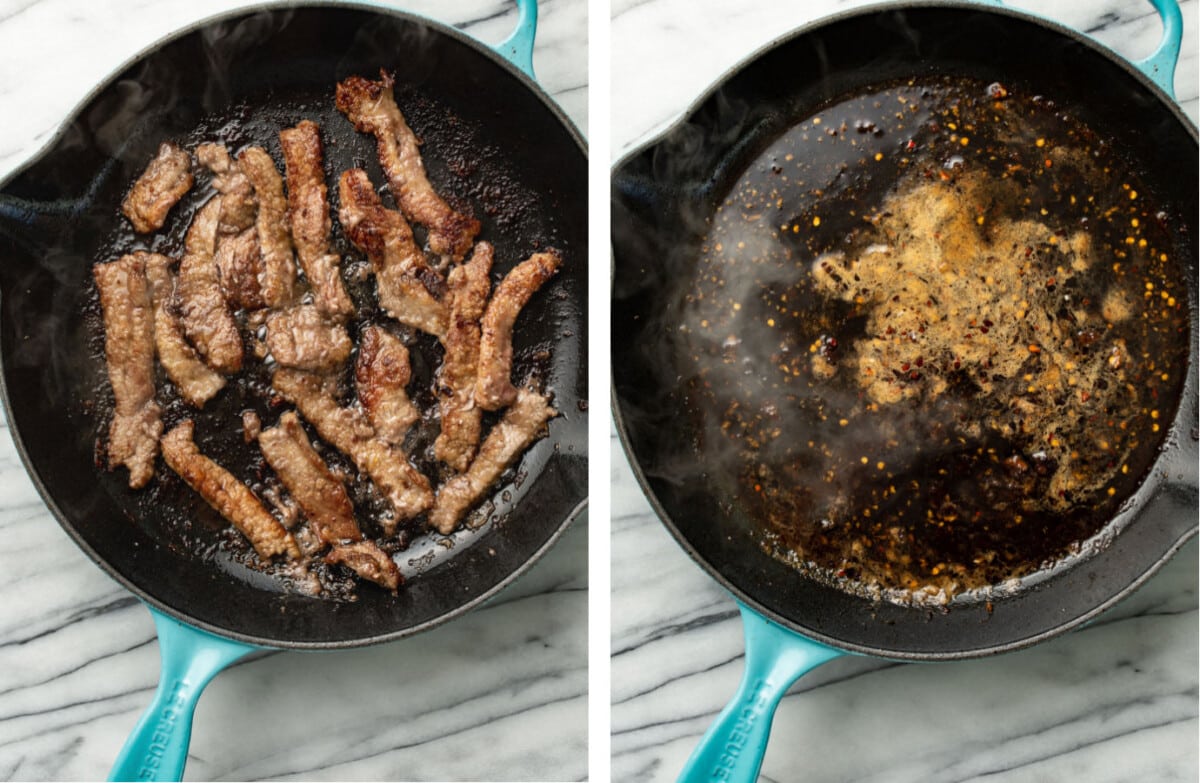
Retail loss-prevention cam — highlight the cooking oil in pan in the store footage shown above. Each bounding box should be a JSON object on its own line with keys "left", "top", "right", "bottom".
{"left": 681, "top": 75, "right": 1190, "bottom": 605}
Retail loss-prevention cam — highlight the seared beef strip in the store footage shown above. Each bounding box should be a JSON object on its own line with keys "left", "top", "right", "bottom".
{"left": 198, "top": 144, "right": 266, "bottom": 309}
{"left": 265, "top": 304, "right": 352, "bottom": 372}
{"left": 430, "top": 388, "right": 555, "bottom": 534}
{"left": 336, "top": 72, "right": 480, "bottom": 261}
{"left": 94, "top": 254, "right": 163, "bottom": 489}
{"left": 355, "top": 325, "right": 419, "bottom": 446}
{"left": 258, "top": 411, "right": 361, "bottom": 545}
{"left": 161, "top": 420, "right": 300, "bottom": 560}
{"left": 434, "top": 241, "right": 493, "bottom": 471}
{"left": 237, "top": 146, "right": 297, "bottom": 308}
{"left": 121, "top": 142, "right": 193, "bottom": 233}
{"left": 326, "top": 541, "right": 402, "bottom": 591}
{"left": 177, "top": 198, "right": 244, "bottom": 373}
{"left": 279, "top": 121, "right": 354, "bottom": 319}
{"left": 476, "top": 250, "right": 561, "bottom": 410}
{"left": 213, "top": 227, "right": 265, "bottom": 311}
{"left": 338, "top": 168, "right": 448, "bottom": 338}
{"left": 273, "top": 368, "right": 433, "bottom": 531}
{"left": 196, "top": 143, "right": 258, "bottom": 233}
{"left": 143, "top": 253, "right": 226, "bottom": 407}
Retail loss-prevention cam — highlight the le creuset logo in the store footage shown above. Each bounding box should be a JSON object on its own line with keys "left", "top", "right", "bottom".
{"left": 136, "top": 678, "right": 191, "bottom": 780}
{"left": 711, "top": 677, "right": 773, "bottom": 780}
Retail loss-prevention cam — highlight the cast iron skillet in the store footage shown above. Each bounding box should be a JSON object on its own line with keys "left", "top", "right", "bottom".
{"left": 0, "top": 1, "right": 586, "bottom": 779}
{"left": 612, "top": 1, "right": 1195, "bottom": 780}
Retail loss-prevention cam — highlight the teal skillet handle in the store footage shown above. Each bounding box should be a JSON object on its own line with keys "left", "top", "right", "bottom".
{"left": 677, "top": 604, "right": 844, "bottom": 783}
{"left": 108, "top": 606, "right": 259, "bottom": 782}
{"left": 972, "top": 0, "right": 1182, "bottom": 98}
{"left": 493, "top": 0, "right": 538, "bottom": 81}
{"left": 1133, "top": 0, "right": 1183, "bottom": 98}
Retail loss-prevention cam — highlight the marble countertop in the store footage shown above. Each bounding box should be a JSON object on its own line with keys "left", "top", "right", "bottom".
{"left": 611, "top": 1, "right": 1198, "bottom": 782}
{"left": 0, "top": 1, "right": 587, "bottom": 780}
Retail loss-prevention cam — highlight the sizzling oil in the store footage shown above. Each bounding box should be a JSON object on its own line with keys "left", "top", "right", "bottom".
{"left": 683, "top": 76, "right": 1190, "bottom": 605}
{"left": 86, "top": 85, "right": 557, "bottom": 600}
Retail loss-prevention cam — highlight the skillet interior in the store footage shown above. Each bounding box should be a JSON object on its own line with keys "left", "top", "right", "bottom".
{"left": 612, "top": 4, "right": 1197, "bottom": 659}
{"left": 0, "top": 4, "right": 587, "bottom": 647}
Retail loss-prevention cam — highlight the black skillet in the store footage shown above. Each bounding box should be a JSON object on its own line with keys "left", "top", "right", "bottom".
{"left": 0, "top": 1, "right": 586, "bottom": 779}
{"left": 611, "top": 1, "right": 1196, "bottom": 780}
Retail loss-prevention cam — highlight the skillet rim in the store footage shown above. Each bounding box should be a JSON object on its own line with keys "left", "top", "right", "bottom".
{"left": 0, "top": 0, "right": 589, "bottom": 650}
{"left": 610, "top": 0, "right": 1199, "bottom": 661}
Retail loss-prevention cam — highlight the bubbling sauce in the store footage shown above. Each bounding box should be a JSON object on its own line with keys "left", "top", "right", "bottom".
{"left": 682, "top": 76, "right": 1190, "bottom": 605}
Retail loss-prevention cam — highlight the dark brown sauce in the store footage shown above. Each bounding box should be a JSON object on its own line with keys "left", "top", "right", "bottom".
{"left": 683, "top": 76, "right": 1190, "bottom": 605}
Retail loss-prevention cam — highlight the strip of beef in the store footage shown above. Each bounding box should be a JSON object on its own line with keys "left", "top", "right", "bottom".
{"left": 429, "top": 388, "right": 555, "bottom": 534}
{"left": 338, "top": 168, "right": 447, "bottom": 337}
{"left": 258, "top": 411, "right": 361, "bottom": 545}
{"left": 122, "top": 142, "right": 193, "bottom": 233}
{"left": 434, "top": 242, "right": 493, "bottom": 471}
{"left": 237, "top": 146, "right": 297, "bottom": 308}
{"left": 177, "top": 198, "right": 243, "bottom": 373}
{"left": 265, "top": 305, "right": 352, "bottom": 372}
{"left": 279, "top": 121, "right": 353, "bottom": 319}
{"left": 143, "top": 253, "right": 226, "bottom": 406}
{"left": 161, "top": 420, "right": 300, "bottom": 560}
{"left": 476, "top": 250, "right": 561, "bottom": 410}
{"left": 94, "top": 254, "right": 162, "bottom": 488}
{"left": 196, "top": 143, "right": 257, "bottom": 233}
{"left": 326, "top": 541, "right": 402, "bottom": 591}
{"left": 198, "top": 144, "right": 266, "bottom": 309}
{"left": 272, "top": 368, "right": 433, "bottom": 531}
{"left": 213, "top": 226, "right": 265, "bottom": 310}
{"left": 355, "top": 325, "right": 419, "bottom": 446}
{"left": 335, "top": 72, "right": 480, "bottom": 261}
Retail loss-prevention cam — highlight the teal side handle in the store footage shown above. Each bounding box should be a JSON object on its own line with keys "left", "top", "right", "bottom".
{"left": 1132, "top": 0, "right": 1183, "bottom": 97}
{"left": 493, "top": 0, "right": 538, "bottom": 80}
{"left": 678, "top": 604, "right": 844, "bottom": 783}
{"left": 108, "top": 606, "right": 260, "bottom": 782}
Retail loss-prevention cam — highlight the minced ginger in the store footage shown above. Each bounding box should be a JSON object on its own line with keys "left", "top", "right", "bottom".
{"left": 810, "top": 172, "right": 1137, "bottom": 506}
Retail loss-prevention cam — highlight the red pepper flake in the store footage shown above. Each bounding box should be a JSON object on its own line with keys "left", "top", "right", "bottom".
{"left": 905, "top": 139, "right": 917, "bottom": 152}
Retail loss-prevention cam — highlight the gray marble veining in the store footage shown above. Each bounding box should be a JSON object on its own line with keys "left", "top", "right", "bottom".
{"left": 0, "top": 1, "right": 587, "bottom": 780}
{"left": 610, "top": 1, "right": 1198, "bottom": 781}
